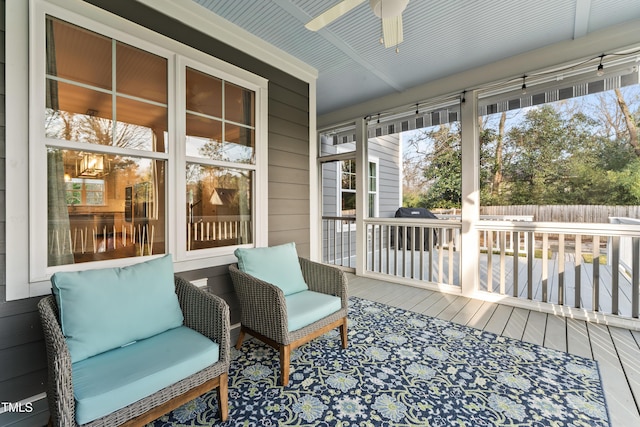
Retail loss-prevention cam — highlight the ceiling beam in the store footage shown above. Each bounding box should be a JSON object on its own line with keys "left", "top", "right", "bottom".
{"left": 573, "top": 0, "right": 592, "bottom": 39}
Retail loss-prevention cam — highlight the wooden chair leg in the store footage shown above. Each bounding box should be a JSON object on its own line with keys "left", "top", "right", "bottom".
{"left": 217, "top": 372, "right": 229, "bottom": 422}
{"left": 279, "top": 344, "right": 291, "bottom": 386}
{"left": 340, "top": 318, "right": 348, "bottom": 349}
{"left": 235, "top": 327, "right": 246, "bottom": 350}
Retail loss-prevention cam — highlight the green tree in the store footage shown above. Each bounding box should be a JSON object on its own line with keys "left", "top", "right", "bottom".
{"left": 422, "top": 124, "right": 462, "bottom": 209}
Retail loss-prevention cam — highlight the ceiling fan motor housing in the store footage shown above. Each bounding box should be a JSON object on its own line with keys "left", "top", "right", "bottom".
{"left": 369, "top": 0, "right": 410, "bottom": 19}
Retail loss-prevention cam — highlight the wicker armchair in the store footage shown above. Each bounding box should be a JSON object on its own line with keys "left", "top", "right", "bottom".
{"left": 229, "top": 257, "right": 348, "bottom": 386}
{"left": 38, "top": 276, "right": 230, "bottom": 427}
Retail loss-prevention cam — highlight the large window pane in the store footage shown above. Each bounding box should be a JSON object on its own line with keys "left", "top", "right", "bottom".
{"left": 115, "top": 96, "right": 168, "bottom": 151}
{"left": 46, "top": 16, "right": 112, "bottom": 90}
{"left": 186, "top": 164, "right": 253, "bottom": 250}
{"left": 46, "top": 82, "right": 113, "bottom": 141}
{"left": 116, "top": 42, "right": 167, "bottom": 104}
{"left": 185, "top": 67, "right": 255, "bottom": 164}
{"left": 45, "top": 16, "right": 167, "bottom": 153}
{"left": 225, "top": 81, "right": 254, "bottom": 125}
{"left": 224, "top": 123, "right": 255, "bottom": 163}
{"left": 186, "top": 67, "right": 222, "bottom": 117}
{"left": 186, "top": 114, "right": 223, "bottom": 158}
{"left": 48, "top": 148, "right": 166, "bottom": 266}
{"left": 320, "top": 124, "right": 356, "bottom": 156}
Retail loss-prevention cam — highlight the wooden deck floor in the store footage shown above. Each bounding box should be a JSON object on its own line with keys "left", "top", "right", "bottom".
{"left": 348, "top": 272, "right": 640, "bottom": 427}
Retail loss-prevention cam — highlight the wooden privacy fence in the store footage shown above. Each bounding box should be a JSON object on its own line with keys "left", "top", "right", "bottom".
{"left": 480, "top": 205, "right": 640, "bottom": 223}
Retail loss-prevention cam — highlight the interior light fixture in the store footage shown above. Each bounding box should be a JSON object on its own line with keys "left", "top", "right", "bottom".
{"left": 461, "top": 91, "right": 466, "bottom": 104}
{"left": 77, "top": 153, "right": 106, "bottom": 178}
{"left": 521, "top": 75, "right": 527, "bottom": 95}
{"left": 596, "top": 54, "right": 605, "bottom": 77}
{"left": 415, "top": 103, "right": 419, "bottom": 115}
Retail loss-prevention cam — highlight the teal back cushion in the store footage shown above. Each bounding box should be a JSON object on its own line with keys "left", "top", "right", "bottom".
{"left": 51, "top": 254, "right": 184, "bottom": 363}
{"left": 234, "top": 242, "right": 308, "bottom": 295}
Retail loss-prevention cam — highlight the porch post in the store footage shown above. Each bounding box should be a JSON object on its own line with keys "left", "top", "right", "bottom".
{"left": 355, "top": 117, "right": 368, "bottom": 275}
{"left": 460, "top": 90, "right": 480, "bottom": 297}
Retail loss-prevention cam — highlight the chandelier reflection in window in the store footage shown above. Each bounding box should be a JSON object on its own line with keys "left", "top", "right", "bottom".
{"left": 76, "top": 153, "right": 109, "bottom": 178}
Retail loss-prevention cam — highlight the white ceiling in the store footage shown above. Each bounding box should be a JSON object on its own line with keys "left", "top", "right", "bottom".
{"left": 191, "top": 0, "right": 640, "bottom": 116}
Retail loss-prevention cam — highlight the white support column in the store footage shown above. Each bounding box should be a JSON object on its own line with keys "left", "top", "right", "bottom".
{"left": 355, "top": 117, "right": 368, "bottom": 275}
{"left": 308, "top": 79, "right": 320, "bottom": 261}
{"left": 460, "top": 91, "right": 480, "bottom": 296}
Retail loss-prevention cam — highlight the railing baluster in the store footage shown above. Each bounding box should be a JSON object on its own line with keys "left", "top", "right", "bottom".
{"left": 448, "top": 229, "right": 454, "bottom": 286}
{"left": 427, "top": 228, "right": 440, "bottom": 282}
{"left": 487, "top": 230, "right": 493, "bottom": 293}
{"left": 527, "top": 231, "right": 534, "bottom": 300}
{"left": 611, "top": 235, "right": 620, "bottom": 315}
{"left": 378, "top": 225, "right": 383, "bottom": 273}
{"left": 513, "top": 231, "right": 519, "bottom": 297}
{"left": 633, "top": 237, "right": 639, "bottom": 318}
{"left": 394, "top": 225, "right": 399, "bottom": 276}
{"left": 500, "top": 231, "right": 506, "bottom": 295}
{"left": 575, "top": 235, "right": 582, "bottom": 309}
{"left": 593, "top": 235, "right": 600, "bottom": 312}
{"left": 419, "top": 226, "right": 425, "bottom": 280}
{"left": 438, "top": 227, "right": 444, "bottom": 283}
{"left": 558, "top": 234, "right": 565, "bottom": 306}
{"left": 542, "top": 233, "right": 549, "bottom": 302}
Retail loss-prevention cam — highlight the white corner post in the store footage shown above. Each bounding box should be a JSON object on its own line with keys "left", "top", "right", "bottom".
{"left": 460, "top": 90, "right": 480, "bottom": 297}
{"left": 355, "top": 117, "right": 368, "bottom": 275}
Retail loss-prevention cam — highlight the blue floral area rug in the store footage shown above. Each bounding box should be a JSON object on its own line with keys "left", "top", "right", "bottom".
{"left": 148, "top": 297, "right": 610, "bottom": 426}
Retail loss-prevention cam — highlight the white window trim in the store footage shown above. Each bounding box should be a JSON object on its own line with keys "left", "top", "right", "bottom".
{"left": 336, "top": 157, "right": 379, "bottom": 233}
{"left": 6, "top": 0, "right": 268, "bottom": 300}
{"left": 368, "top": 156, "right": 380, "bottom": 218}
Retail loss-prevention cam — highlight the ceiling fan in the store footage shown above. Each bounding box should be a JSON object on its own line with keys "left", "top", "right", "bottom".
{"left": 305, "top": 0, "right": 410, "bottom": 49}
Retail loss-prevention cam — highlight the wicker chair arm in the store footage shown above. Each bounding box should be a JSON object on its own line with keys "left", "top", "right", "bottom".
{"left": 38, "top": 296, "right": 76, "bottom": 427}
{"left": 299, "top": 257, "right": 348, "bottom": 307}
{"left": 228, "top": 264, "right": 289, "bottom": 343}
{"left": 174, "top": 276, "right": 231, "bottom": 365}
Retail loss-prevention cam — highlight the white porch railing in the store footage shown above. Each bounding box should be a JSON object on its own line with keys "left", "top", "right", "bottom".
{"left": 322, "top": 215, "right": 640, "bottom": 321}
{"left": 364, "top": 218, "right": 462, "bottom": 287}
{"left": 322, "top": 216, "right": 357, "bottom": 267}
{"left": 478, "top": 220, "right": 640, "bottom": 318}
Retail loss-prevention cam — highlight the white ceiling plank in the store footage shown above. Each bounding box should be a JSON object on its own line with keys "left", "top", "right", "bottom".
{"left": 272, "top": 0, "right": 405, "bottom": 93}
{"left": 190, "top": 0, "right": 640, "bottom": 115}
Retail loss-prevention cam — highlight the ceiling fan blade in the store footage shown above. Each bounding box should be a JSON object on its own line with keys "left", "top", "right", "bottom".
{"left": 382, "top": 15, "right": 403, "bottom": 48}
{"left": 305, "top": 0, "right": 366, "bottom": 31}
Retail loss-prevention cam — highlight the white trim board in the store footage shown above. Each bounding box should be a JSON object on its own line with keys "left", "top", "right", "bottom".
{"left": 135, "top": 0, "right": 318, "bottom": 84}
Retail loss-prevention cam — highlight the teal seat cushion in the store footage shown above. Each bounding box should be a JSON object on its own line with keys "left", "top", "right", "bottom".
{"left": 51, "top": 254, "right": 184, "bottom": 363}
{"left": 72, "top": 326, "right": 219, "bottom": 425}
{"left": 285, "top": 290, "right": 342, "bottom": 331}
{"left": 234, "top": 242, "right": 308, "bottom": 296}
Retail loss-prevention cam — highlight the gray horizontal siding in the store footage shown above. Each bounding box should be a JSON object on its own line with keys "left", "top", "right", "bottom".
{"left": 0, "top": 0, "right": 311, "bottom": 423}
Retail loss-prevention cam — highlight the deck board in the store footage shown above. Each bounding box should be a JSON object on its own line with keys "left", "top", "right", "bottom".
{"left": 483, "top": 304, "right": 514, "bottom": 336}
{"left": 465, "top": 301, "right": 499, "bottom": 330}
{"left": 450, "top": 298, "right": 485, "bottom": 326}
{"left": 521, "top": 310, "right": 546, "bottom": 346}
{"left": 587, "top": 322, "right": 640, "bottom": 427}
{"left": 502, "top": 307, "right": 528, "bottom": 340}
{"left": 566, "top": 318, "right": 593, "bottom": 359}
{"left": 543, "top": 314, "right": 567, "bottom": 352}
{"left": 347, "top": 273, "right": 640, "bottom": 427}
